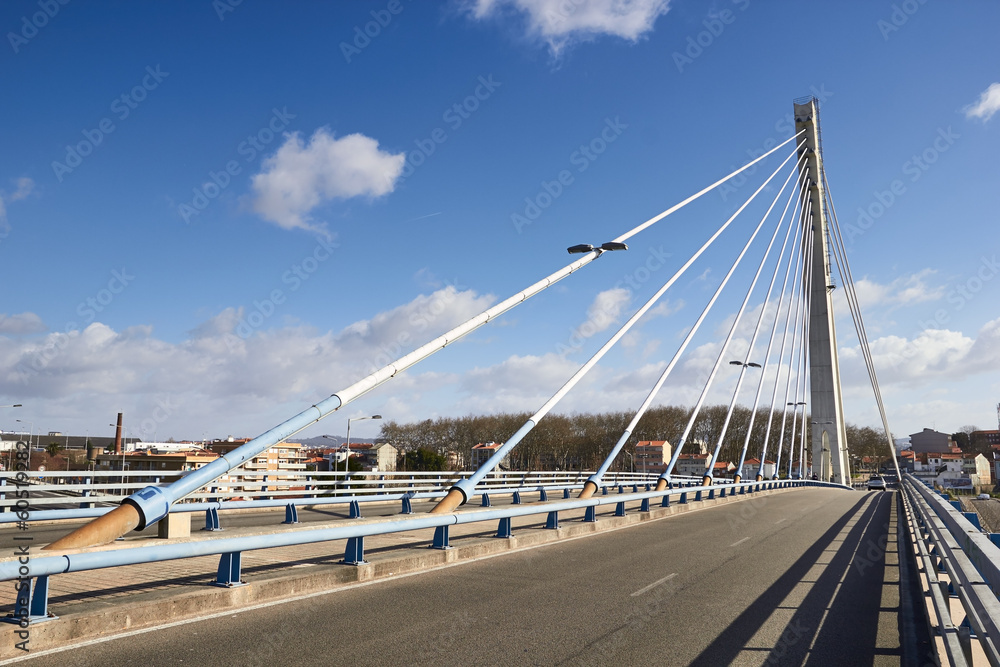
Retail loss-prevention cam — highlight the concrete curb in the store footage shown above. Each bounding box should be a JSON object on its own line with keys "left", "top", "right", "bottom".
{"left": 1, "top": 486, "right": 801, "bottom": 659}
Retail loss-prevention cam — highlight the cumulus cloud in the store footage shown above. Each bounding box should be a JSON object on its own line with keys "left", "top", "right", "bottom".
{"left": 0, "top": 285, "right": 494, "bottom": 438}
{"left": 0, "top": 312, "right": 46, "bottom": 335}
{"left": 0, "top": 177, "right": 34, "bottom": 228}
{"left": 965, "top": 82, "right": 1000, "bottom": 122}
{"left": 849, "top": 269, "right": 943, "bottom": 308}
{"left": 463, "top": 0, "right": 670, "bottom": 54}
{"left": 839, "top": 318, "right": 1000, "bottom": 388}
{"left": 251, "top": 128, "right": 405, "bottom": 232}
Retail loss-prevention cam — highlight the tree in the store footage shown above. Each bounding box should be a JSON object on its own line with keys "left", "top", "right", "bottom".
{"left": 45, "top": 442, "right": 63, "bottom": 458}
{"left": 400, "top": 447, "right": 447, "bottom": 471}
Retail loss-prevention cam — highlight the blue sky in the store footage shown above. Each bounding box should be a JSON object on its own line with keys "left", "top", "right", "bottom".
{"left": 1, "top": 0, "right": 998, "bottom": 444}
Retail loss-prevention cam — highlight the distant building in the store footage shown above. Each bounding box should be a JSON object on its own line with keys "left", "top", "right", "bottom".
{"left": 909, "top": 428, "right": 954, "bottom": 454}
{"left": 208, "top": 439, "right": 305, "bottom": 479}
{"left": 963, "top": 453, "right": 991, "bottom": 485}
{"left": 95, "top": 449, "right": 219, "bottom": 483}
{"left": 471, "top": 442, "right": 510, "bottom": 470}
{"left": 673, "top": 453, "right": 734, "bottom": 478}
{"left": 350, "top": 442, "right": 398, "bottom": 472}
{"left": 740, "top": 458, "right": 775, "bottom": 480}
{"left": 975, "top": 429, "right": 1000, "bottom": 447}
{"left": 635, "top": 441, "right": 671, "bottom": 475}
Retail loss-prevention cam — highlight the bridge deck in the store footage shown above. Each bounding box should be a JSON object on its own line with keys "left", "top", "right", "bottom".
{"left": 7, "top": 488, "right": 923, "bottom": 665}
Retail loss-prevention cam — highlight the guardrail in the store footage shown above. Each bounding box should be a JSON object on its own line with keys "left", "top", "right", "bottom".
{"left": 901, "top": 474, "right": 1000, "bottom": 665}
{"left": 0, "top": 470, "right": 705, "bottom": 526}
{"left": 2, "top": 478, "right": 847, "bottom": 625}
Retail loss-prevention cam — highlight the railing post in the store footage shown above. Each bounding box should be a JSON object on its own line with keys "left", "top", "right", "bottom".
{"left": 401, "top": 494, "right": 413, "bottom": 514}
{"left": 283, "top": 503, "right": 299, "bottom": 524}
{"left": 203, "top": 508, "right": 221, "bottom": 531}
{"left": 215, "top": 552, "right": 245, "bottom": 587}
{"left": 349, "top": 500, "right": 362, "bottom": 519}
{"left": 546, "top": 510, "right": 559, "bottom": 529}
{"left": 342, "top": 537, "right": 366, "bottom": 565}
{"left": 615, "top": 501, "right": 626, "bottom": 517}
{"left": 481, "top": 493, "right": 492, "bottom": 507}
{"left": 512, "top": 491, "right": 521, "bottom": 505}
{"left": 431, "top": 525, "right": 451, "bottom": 549}
{"left": 539, "top": 488, "right": 547, "bottom": 502}
{"left": 495, "top": 517, "right": 513, "bottom": 538}
{"left": 584, "top": 506, "right": 597, "bottom": 522}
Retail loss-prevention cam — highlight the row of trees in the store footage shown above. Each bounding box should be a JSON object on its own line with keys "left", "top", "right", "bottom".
{"left": 378, "top": 405, "right": 892, "bottom": 473}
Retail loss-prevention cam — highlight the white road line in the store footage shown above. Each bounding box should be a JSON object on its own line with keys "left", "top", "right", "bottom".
{"left": 631, "top": 573, "right": 677, "bottom": 597}
{"left": 730, "top": 536, "right": 750, "bottom": 547}
{"left": 775, "top": 518, "right": 788, "bottom": 524}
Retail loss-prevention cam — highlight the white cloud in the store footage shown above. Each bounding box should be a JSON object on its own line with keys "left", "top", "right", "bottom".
{"left": 839, "top": 317, "right": 1000, "bottom": 388}
{"left": 0, "top": 286, "right": 494, "bottom": 439}
{"left": 463, "top": 0, "right": 670, "bottom": 54}
{"left": 0, "top": 177, "right": 34, "bottom": 228}
{"left": 0, "top": 312, "right": 46, "bottom": 335}
{"left": 965, "top": 82, "right": 1000, "bottom": 122}
{"left": 849, "top": 269, "right": 943, "bottom": 308}
{"left": 250, "top": 128, "right": 405, "bottom": 232}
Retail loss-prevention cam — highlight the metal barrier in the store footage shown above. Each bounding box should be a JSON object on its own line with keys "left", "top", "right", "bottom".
{"left": 901, "top": 474, "right": 1000, "bottom": 665}
{"left": 2, "top": 479, "right": 845, "bottom": 623}
{"left": 0, "top": 470, "right": 701, "bottom": 525}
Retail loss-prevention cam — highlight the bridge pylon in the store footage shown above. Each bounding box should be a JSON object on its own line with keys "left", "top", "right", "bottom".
{"left": 793, "top": 97, "right": 850, "bottom": 486}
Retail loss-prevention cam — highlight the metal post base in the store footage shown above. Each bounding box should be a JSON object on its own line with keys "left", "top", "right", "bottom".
{"left": 5, "top": 576, "right": 57, "bottom": 625}
{"left": 214, "top": 552, "right": 246, "bottom": 587}
{"left": 203, "top": 508, "right": 222, "bottom": 531}
{"left": 431, "top": 525, "right": 451, "bottom": 549}
{"left": 283, "top": 503, "right": 299, "bottom": 524}
{"left": 342, "top": 536, "right": 367, "bottom": 565}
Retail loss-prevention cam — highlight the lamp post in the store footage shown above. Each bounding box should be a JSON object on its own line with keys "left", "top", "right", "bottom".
{"left": 1, "top": 405, "right": 21, "bottom": 470}
{"left": 345, "top": 415, "right": 382, "bottom": 474}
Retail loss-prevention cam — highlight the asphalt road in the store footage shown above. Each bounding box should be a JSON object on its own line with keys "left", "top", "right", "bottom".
{"left": 16, "top": 488, "right": 906, "bottom": 666}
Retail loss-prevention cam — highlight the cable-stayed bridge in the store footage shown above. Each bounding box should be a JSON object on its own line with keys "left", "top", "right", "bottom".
{"left": 1, "top": 99, "right": 991, "bottom": 665}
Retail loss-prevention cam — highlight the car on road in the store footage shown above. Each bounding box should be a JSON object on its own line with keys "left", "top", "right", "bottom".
{"left": 978, "top": 493, "right": 991, "bottom": 500}
{"left": 867, "top": 475, "right": 886, "bottom": 491}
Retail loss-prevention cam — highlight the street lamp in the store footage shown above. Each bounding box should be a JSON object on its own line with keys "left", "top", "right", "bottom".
{"left": 344, "top": 415, "right": 382, "bottom": 474}
{"left": 567, "top": 241, "right": 629, "bottom": 254}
